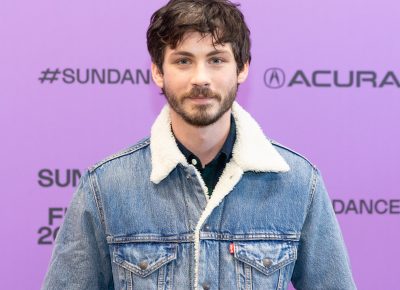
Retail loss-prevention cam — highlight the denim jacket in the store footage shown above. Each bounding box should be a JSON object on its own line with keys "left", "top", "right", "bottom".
{"left": 42, "top": 102, "right": 356, "bottom": 290}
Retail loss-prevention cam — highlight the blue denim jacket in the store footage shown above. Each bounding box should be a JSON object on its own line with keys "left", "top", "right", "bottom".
{"left": 42, "top": 102, "right": 356, "bottom": 290}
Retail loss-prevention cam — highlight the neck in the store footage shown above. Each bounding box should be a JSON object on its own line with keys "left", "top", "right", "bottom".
{"left": 170, "top": 109, "right": 231, "bottom": 167}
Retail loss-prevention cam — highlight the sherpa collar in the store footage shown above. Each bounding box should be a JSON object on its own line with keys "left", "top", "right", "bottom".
{"left": 150, "top": 101, "right": 290, "bottom": 184}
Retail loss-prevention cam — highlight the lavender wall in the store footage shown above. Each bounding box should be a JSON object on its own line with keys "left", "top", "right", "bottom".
{"left": 1, "top": 1, "right": 399, "bottom": 289}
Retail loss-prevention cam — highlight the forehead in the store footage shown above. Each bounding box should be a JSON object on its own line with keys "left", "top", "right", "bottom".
{"left": 164, "top": 31, "right": 234, "bottom": 56}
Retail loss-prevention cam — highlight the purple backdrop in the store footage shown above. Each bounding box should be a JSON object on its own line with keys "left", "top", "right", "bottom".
{"left": 1, "top": 1, "right": 399, "bottom": 289}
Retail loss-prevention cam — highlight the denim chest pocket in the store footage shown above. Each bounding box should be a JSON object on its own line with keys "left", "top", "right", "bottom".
{"left": 113, "top": 243, "right": 177, "bottom": 290}
{"left": 233, "top": 240, "right": 297, "bottom": 290}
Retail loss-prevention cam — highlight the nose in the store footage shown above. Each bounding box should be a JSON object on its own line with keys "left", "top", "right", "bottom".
{"left": 190, "top": 63, "right": 210, "bottom": 87}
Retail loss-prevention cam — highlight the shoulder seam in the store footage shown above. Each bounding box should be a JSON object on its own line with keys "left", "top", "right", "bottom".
{"left": 307, "top": 166, "right": 319, "bottom": 214}
{"left": 88, "top": 138, "right": 150, "bottom": 172}
{"left": 298, "top": 166, "right": 319, "bottom": 239}
{"left": 87, "top": 170, "right": 108, "bottom": 233}
{"left": 269, "top": 139, "right": 316, "bottom": 169}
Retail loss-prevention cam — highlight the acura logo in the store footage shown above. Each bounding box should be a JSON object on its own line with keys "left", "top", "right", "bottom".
{"left": 264, "top": 68, "right": 286, "bottom": 89}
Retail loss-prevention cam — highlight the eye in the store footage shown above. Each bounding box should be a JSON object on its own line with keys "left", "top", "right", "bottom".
{"left": 176, "top": 58, "right": 191, "bottom": 65}
{"left": 210, "top": 57, "right": 225, "bottom": 64}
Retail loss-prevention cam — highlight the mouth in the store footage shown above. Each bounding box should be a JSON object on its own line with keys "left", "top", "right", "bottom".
{"left": 189, "top": 94, "right": 208, "bottom": 99}
{"left": 187, "top": 96, "right": 214, "bottom": 104}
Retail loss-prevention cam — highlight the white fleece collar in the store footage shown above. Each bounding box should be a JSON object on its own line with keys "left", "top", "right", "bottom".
{"left": 150, "top": 101, "right": 290, "bottom": 184}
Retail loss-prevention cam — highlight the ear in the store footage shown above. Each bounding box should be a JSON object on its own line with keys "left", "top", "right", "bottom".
{"left": 151, "top": 63, "right": 164, "bottom": 88}
{"left": 237, "top": 61, "right": 249, "bottom": 84}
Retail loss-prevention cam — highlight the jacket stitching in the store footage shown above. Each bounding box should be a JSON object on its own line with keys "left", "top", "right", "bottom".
{"left": 178, "top": 165, "right": 194, "bottom": 231}
{"left": 307, "top": 166, "right": 319, "bottom": 215}
{"left": 89, "top": 139, "right": 150, "bottom": 172}
{"left": 269, "top": 139, "right": 315, "bottom": 168}
{"left": 88, "top": 170, "right": 108, "bottom": 235}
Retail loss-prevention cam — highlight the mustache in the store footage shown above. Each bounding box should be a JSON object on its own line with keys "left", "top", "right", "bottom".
{"left": 182, "top": 86, "right": 221, "bottom": 101}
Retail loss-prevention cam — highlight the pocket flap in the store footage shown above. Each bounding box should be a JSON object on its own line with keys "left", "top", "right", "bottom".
{"left": 234, "top": 241, "right": 297, "bottom": 276}
{"left": 113, "top": 243, "right": 177, "bottom": 277}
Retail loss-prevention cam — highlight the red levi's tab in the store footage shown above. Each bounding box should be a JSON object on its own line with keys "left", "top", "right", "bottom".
{"left": 229, "top": 242, "right": 235, "bottom": 254}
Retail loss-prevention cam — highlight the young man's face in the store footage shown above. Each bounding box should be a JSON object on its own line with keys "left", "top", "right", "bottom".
{"left": 152, "top": 31, "right": 249, "bottom": 127}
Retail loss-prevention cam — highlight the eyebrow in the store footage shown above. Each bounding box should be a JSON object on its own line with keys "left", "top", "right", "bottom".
{"left": 170, "top": 50, "right": 231, "bottom": 57}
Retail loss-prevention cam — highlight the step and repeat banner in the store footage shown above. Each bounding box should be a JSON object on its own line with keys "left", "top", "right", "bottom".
{"left": 1, "top": 1, "right": 399, "bottom": 289}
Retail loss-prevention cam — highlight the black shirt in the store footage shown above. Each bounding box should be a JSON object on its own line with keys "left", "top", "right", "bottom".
{"left": 175, "top": 115, "right": 236, "bottom": 197}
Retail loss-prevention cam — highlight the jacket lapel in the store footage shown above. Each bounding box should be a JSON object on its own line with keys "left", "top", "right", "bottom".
{"left": 150, "top": 101, "right": 290, "bottom": 185}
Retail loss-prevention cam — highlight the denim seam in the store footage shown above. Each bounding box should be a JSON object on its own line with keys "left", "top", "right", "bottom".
{"left": 276, "top": 268, "right": 283, "bottom": 290}
{"left": 168, "top": 259, "right": 174, "bottom": 290}
{"left": 157, "top": 263, "right": 164, "bottom": 289}
{"left": 126, "top": 267, "right": 132, "bottom": 290}
{"left": 245, "top": 263, "right": 252, "bottom": 290}
{"left": 217, "top": 240, "right": 221, "bottom": 290}
{"left": 180, "top": 166, "right": 193, "bottom": 231}
{"left": 306, "top": 166, "right": 319, "bottom": 215}
{"left": 296, "top": 166, "right": 318, "bottom": 256}
{"left": 190, "top": 242, "right": 194, "bottom": 290}
{"left": 89, "top": 138, "right": 150, "bottom": 172}
{"left": 200, "top": 233, "right": 300, "bottom": 241}
{"left": 107, "top": 234, "right": 194, "bottom": 244}
{"left": 217, "top": 200, "right": 226, "bottom": 289}
{"left": 106, "top": 233, "right": 300, "bottom": 244}
{"left": 269, "top": 139, "right": 315, "bottom": 167}
{"left": 87, "top": 170, "right": 108, "bottom": 235}
{"left": 217, "top": 199, "right": 227, "bottom": 232}
{"left": 235, "top": 258, "right": 241, "bottom": 290}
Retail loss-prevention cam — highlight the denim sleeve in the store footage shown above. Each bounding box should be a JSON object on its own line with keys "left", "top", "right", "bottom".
{"left": 41, "top": 171, "right": 114, "bottom": 290}
{"left": 291, "top": 167, "right": 357, "bottom": 290}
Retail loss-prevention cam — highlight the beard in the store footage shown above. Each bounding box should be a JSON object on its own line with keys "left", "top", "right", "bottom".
{"left": 163, "top": 85, "right": 237, "bottom": 127}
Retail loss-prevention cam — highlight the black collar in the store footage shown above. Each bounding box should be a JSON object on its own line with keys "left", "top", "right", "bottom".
{"left": 175, "top": 114, "right": 236, "bottom": 168}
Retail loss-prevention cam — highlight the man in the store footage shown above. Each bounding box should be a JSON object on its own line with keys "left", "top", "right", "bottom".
{"left": 43, "top": 0, "right": 356, "bottom": 289}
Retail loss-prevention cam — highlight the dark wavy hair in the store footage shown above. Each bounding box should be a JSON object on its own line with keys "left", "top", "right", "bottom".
{"left": 147, "top": 0, "right": 251, "bottom": 74}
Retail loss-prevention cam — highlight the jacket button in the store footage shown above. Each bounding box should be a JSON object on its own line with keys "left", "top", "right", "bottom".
{"left": 202, "top": 283, "right": 210, "bottom": 290}
{"left": 138, "top": 260, "right": 149, "bottom": 270}
{"left": 263, "top": 258, "right": 272, "bottom": 267}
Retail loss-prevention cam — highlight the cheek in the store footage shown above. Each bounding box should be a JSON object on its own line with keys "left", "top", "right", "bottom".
{"left": 212, "top": 66, "right": 238, "bottom": 87}
{"left": 214, "top": 74, "right": 237, "bottom": 90}
{"left": 163, "top": 71, "right": 190, "bottom": 91}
